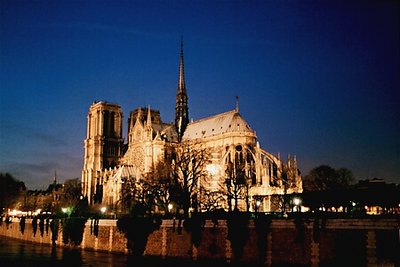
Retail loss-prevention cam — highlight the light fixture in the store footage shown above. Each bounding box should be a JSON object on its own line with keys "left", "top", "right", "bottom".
{"left": 168, "top": 203, "right": 173, "bottom": 212}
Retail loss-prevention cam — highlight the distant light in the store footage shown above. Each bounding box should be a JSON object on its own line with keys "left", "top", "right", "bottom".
{"left": 100, "top": 207, "right": 107, "bottom": 214}
{"left": 206, "top": 164, "right": 218, "bottom": 175}
{"left": 10, "top": 209, "right": 18, "bottom": 216}
{"left": 168, "top": 203, "right": 173, "bottom": 212}
{"left": 293, "top": 197, "right": 301, "bottom": 206}
{"left": 61, "top": 207, "right": 68, "bottom": 213}
{"left": 33, "top": 209, "right": 42, "bottom": 216}
{"left": 256, "top": 200, "right": 261, "bottom": 207}
{"left": 351, "top": 201, "right": 356, "bottom": 207}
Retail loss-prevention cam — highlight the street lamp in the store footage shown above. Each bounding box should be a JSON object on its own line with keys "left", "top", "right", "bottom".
{"left": 255, "top": 200, "right": 261, "bottom": 212}
{"left": 100, "top": 207, "right": 107, "bottom": 214}
{"left": 293, "top": 197, "right": 301, "bottom": 212}
{"left": 61, "top": 207, "right": 70, "bottom": 217}
{"left": 168, "top": 203, "right": 173, "bottom": 213}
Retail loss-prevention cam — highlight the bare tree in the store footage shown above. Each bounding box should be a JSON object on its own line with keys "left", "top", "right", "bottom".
{"left": 144, "top": 161, "right": 172, "bottom": 214}
{"left": 119, "top": 175, "right": 139, "bottom": 214}
{"left": 225, "top": 161, "right": 249, "bottom": 212}
{"left": 270, "top": 166, "right": 289, "bottom": 213}
{"left": 198, "top": 186, "right": 225, "bottom": 212}
{"left": 270, "top": 163, "right": 299, "bottom": 213}
{"left": 171, "top": 142, "right": 210, "bottom": 218}
{"left": 119, "top": 175, "right": 155, "bottom": 217}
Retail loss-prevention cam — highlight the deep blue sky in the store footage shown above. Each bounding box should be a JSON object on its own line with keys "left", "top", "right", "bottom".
{"left": 0, "top": 0, "right": 399, "bottom": 189}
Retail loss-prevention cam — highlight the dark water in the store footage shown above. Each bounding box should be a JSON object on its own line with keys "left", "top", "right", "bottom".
{"left": 0, "top": 236, "right": 129, "bottom": 266}
{"left": 0, "top": 237, "right": 234, "bottom": 267}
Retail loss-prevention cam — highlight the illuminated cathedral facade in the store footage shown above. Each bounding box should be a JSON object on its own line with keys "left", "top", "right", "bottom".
{"left": 81, "top": 43, "right": 302, "bottom": 212}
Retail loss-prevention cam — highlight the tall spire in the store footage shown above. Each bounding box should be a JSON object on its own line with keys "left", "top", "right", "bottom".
{"left": 146, "top": 105, "right": 152, "bottom": 127}
{"left": 146, "top": 105, "right": 153, "bottom": 141}
{"left": 178, "top": 36, "right": 186, "bottom": 93}
{"left": 175, "top": 37, "right": 189, "bottom": 142}
{"left": 53, "top": 170, "right": 57, "bottom": 185}
{"left": 136, "top": 108, "right": 142, "bottom": 124}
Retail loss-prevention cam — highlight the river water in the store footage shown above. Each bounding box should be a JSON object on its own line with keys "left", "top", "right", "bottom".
{"left": 0, "top": 236, "right": 233, "bottom": 267}
{"left": 0, "top": 236, "right": 129, "bottom": 266}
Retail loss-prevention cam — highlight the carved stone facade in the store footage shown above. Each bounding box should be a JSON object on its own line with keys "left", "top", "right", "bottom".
{"left": 81, "top": 102, "right": 123, "bottom": 203}
{"left": 81, "top": 43, "right": 302, "bottom": 211}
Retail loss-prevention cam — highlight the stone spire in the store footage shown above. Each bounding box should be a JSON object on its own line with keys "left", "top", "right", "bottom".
{"left": 175, "top": 37, "right": 189, "bottom": 142}
{"left": 146, "top": 105, "right": 152, "bottom": 127}
{"left": 146, "top": 106, "right": 153, "bottom": 141}
{"left": 136, "top": 108, "right": 142, "bottom": 124}
{"left": 53, "top": 170, "right": 57, "bottom": 185}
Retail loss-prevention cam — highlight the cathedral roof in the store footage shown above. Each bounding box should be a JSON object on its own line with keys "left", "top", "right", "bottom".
{"left": 154, "top": 123, "right": 179, "bottom": 142}
{"left": 182, "top": 109, "right": 255, "bottom": 140}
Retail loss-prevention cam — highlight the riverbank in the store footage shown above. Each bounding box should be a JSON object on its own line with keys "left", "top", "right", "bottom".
{"left": 0, "top": 217, "right": 398, "bottom": 266}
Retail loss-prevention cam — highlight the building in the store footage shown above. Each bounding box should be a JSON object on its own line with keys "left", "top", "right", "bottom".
{"left": 81, "top": 42, "right": 302, "bottom": 212}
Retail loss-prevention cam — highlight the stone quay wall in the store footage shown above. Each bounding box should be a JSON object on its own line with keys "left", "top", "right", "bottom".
{"left": 0, "top": 217, "right": 398, "bottom": 266}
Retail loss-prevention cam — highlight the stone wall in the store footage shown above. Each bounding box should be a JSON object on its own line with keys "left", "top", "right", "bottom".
{"left": 0, "top": 217, "right": 398, "bottom": 266}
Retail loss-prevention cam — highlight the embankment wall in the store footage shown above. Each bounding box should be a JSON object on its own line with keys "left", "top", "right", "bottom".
{"left": 0, "top": 217, "right": 398, "bottom": 266}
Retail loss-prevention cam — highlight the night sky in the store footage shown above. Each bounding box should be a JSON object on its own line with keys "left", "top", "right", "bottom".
{"left": 0, "top": 1, "right": 399, "bottom": 189}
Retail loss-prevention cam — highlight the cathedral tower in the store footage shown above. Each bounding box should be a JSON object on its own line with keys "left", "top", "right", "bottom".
{"left": 82, "top": 101, "right": 123, "bottom": 204}
{"left": 175, "top": 39, "right": 189, "bottom": 142}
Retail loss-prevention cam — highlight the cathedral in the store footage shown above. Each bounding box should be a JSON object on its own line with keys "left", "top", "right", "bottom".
{"left": 81, "top": 42, "right": 302, "bottom": 213}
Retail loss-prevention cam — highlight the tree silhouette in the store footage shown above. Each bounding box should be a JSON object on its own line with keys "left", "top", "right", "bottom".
{"left": 119, "top": 175, "right": 140, "bottom": 214}
{"left": 0, "top": 173, "right": 26, "bottom": 212}
{"left": 146, "top": 160, "right": 176, "bottom": 214}
{"left": 303, "top": 165, "right": 354, "bottom": 191}
{"left": 198, "top": 186, "right": 225, "bottom": 212}
{"left": 225, "top": 160, "right": 251, "bottom": 212}
{"left": 170, "top": 142, "right": 210, "bottom": 218}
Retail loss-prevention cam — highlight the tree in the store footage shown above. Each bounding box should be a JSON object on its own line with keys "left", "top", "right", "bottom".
{"left": 0, "top": 173, "right": 26, "bottom": 213}
{"left": 118, "top": 160, "right": 175, "bottom": 216}
{"left": 303, "top": 165, "right": 354, "bottom": 191}
{"left": 119, "top": 175, "right": 139, "bottom": 214}
{"left": 58, "top": 178, "right": 85, "bottom": 216}
{"left": 61, "top": 178, "right": 82, "bottom": 205}
{"left": 270, "top": 165, "right": 291, "bottom": 213}
{"left": 225, "top": 160, "right": 248, "bottom": 211}
{"left": 146, "top": 160, "right": 175, "bottom": 214}
{"left": 198, "top": 186, "right": 225, "bottom": 212}
{"left": 336, "top": 168, "right": 355, "bottom": 187}
{"left": 171, "top": 142, "right": 210, "bottom": 218}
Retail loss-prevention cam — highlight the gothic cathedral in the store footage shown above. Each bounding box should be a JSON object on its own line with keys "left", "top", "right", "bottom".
{"left": 81, "top": 42, "right": 302, "bottom": 212}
